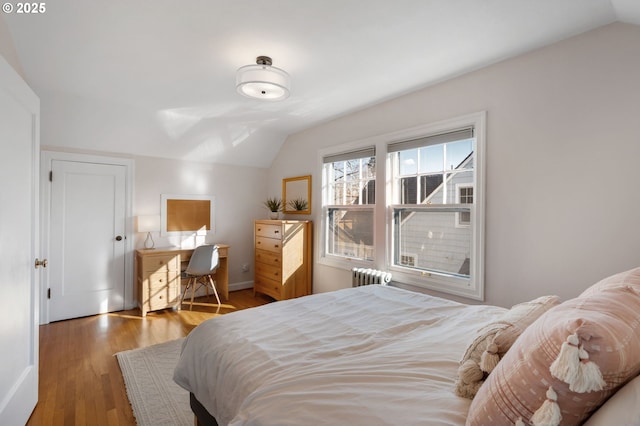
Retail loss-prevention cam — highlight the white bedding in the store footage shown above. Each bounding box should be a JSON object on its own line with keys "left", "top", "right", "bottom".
{"left": 174, "top": 285, "right": 506, "bottom": 425}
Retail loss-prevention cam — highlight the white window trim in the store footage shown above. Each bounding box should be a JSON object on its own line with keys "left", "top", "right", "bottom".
{"left": 317, "top": 111, "right": 486, "bottom": 301}
{"left": 318, "top": 139, "right": 384, "bottom": 271}
{"left": 386, "top": 111, "right": 486, "bottom": 301}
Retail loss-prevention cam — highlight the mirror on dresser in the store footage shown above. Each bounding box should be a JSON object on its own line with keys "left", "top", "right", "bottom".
{"left": 282, "top": 175, "right": 311, "bottom": 215}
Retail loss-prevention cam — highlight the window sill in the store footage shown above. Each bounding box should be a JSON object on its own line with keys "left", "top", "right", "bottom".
{"left": 388, "top": 267, "right": 484, "bottom": 301}
{"left": 317, "top": 254, "right": 375, "bottom": 272}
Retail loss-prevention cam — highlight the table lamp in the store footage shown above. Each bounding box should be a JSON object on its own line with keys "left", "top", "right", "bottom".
{"left": 137, "top": 215, "right": 161, "bottom": 249}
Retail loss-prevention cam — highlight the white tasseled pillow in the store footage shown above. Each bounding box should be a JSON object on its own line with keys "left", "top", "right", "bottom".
{"left": 454, "top": 295, "right": 560, "bottom": 399}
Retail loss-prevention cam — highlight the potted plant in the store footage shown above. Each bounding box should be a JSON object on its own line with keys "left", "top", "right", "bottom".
{"left": 288, "top": 198, "right": 308, "bottom": 212}
{"left": 263, "top": 197, "right": 282, "bottom": 219}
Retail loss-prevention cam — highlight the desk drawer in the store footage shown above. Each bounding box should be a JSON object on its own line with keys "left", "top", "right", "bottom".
{"left": 147, "top": 285, "right": 178, "bottom": 310}
{"left": 255, "top": 236, "right": 282, "bottom": 253}
{"left": 255, "top": 223, "right": 282, "bottom": 239}
{"left": 146, "top": 271, "right": 178, "bottom": 289}
{"left": 143, "top": 254, "right": 179, "bottom": 273}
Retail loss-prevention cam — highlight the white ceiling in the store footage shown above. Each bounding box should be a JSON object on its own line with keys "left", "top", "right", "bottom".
{"left": 4, "top": 0, "right": 640, "bottom": 167}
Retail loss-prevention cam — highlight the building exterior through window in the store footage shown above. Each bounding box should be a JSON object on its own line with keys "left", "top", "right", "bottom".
{"left": 389, "top": 129, "right": 474, "bottom": 279}
{"left": 322, "top": 148, "right": 376, "bottom": 262}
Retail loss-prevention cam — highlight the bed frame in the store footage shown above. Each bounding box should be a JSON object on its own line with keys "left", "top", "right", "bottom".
{"left": 190, "top": 393, "right": 218, "bottom": 426}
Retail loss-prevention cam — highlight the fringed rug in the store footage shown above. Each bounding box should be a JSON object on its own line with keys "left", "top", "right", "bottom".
{"left": 115, "top": 338, "right": 192, "bottom": 426}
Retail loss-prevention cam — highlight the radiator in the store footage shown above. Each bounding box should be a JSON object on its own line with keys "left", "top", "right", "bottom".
{"left": 352, "top": 268, "right": 392, "bottom": 287}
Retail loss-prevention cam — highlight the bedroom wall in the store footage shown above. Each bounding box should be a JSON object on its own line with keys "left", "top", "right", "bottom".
{"left": 133, "top": 155, "right": 268, "bottom": 289}
{"left": 0, "top": 16, "right": 24, "bottom": 79}
{"left": 38, "top": 146, "right": 268, "bottom": 296}
{"left": 268, "top": 22, "right": 640, "bottom": 308}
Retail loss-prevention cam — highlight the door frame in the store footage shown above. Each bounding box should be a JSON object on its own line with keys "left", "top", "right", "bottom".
{"left": 0, "top": 53, "right": 40, "bottom": 425}
{"left": 40, "top": 151, "right": 134, "bottom": 324}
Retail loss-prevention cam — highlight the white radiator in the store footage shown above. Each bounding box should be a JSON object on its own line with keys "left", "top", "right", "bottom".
{"left": 352, "top": 268, "right": 392, "bottom": 287}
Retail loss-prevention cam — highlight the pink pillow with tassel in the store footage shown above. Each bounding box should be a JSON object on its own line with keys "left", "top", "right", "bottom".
{"left": 466, "top": 267, "right": 640, "bottom": 426}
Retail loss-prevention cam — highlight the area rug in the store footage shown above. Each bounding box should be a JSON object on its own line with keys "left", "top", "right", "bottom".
{"left": 115, "top": 338, "right": 192, "bottom": 426}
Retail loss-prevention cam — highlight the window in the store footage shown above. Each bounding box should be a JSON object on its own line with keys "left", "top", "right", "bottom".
{"left": 322, "top": 148, "right": 376, "bottom": 262}
{"left": 456, "top": 185, "right": 473, "bottom": 226}
{"left": 387, "top": 112, "right": 485, "bottom": 300}
{"left": 400, "top": 254, "right": 416, "bottom": 267}
{"left": 318, "top": 112, "right": 485, "bottom": 300}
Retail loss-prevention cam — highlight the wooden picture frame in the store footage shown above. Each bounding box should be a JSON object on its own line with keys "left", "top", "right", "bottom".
{"left": 160, "top": 194, "right": 215, "bottom": 236}
{"left": 282, "top": 175, "right": 311, "bottom": 215}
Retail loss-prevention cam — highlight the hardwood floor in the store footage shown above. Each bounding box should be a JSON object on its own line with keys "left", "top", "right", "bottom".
{"left": 27, "top": 289, "right": 272, "bottom": 426}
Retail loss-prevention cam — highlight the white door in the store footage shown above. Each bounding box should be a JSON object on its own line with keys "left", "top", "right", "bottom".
{"left": 48, "top": 160, "right": 127, "bottom": 321}
{"left": 0, "top": 57, "right": 40, "bottom": 424}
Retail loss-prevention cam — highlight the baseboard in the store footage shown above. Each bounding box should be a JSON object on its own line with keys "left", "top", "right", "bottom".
{"left": 229, "top": 280, "right": 253, "bottom": 292}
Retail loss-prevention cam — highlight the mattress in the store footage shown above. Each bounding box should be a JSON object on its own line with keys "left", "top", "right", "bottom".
{"left": 173, "top": 285, "right": 507, "bottom": 425}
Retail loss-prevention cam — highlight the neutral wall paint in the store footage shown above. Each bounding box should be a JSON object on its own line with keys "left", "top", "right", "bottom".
{"left": 0, "top": 16, "right": 24, "bottom": 79}
{"left": 269, "top": 22, "right": 640, "bottom": 307}
{"left": 134, "top": 155, "right": 268, "bottom": 288}
{"left": 33, "top": 87, "right": 288, "bottom": 168}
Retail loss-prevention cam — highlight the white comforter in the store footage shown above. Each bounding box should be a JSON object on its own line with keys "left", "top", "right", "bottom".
{"left": 174, "top": 285, "right": 506, "bottom": 425}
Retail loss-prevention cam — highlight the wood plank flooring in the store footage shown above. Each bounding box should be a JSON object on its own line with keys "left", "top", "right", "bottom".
{"left": 27, "top": 289, "right": 272, "bottom": 426}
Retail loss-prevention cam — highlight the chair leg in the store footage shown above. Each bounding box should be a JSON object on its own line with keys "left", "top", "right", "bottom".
{"left": 208, "top": 275, "right": 221, "bottom": 307}
{"left": 180, "top": 277, "right": 193, "bottom": 308}
{"left": 190, "top": 277, "right": 198, "bottom": 310}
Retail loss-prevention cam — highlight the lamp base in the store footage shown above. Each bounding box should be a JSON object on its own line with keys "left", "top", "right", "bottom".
{"left": 144, "top": 232, "right": 155, "bottom": 249}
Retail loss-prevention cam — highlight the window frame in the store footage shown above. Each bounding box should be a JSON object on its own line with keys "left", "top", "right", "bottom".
{"left": 317, "top": 111, "right": 486, "bottom": 301}
{"left": 318, "top": 144, "right": 378, "bottom": 270}
{"left": 386, "top": 112, "right": 486, "bottom": 300}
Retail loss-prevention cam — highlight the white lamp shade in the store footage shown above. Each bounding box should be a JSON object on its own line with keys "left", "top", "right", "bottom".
{"left": 236, "top": 64, "right": 290, "bottom": 100}
{"left": 136, "top": 215, "right": 161, "bottom": 233}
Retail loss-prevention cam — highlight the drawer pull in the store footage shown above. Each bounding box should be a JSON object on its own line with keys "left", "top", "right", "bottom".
{"left": 274, "top": 230, "right": 279, "bottom": 234}
{"left": 274, "top": 244, "right": 279, "bottom": 248}
{"left": 257, "top": 227, "right": 262, "bottom": 231}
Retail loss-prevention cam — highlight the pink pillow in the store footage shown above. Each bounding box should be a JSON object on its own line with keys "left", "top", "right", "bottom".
{"left": 455, "top": 295, "right": 560, "bottom": 399}
{"left": 467, "top": 267, "right": 640, "bottom": 426}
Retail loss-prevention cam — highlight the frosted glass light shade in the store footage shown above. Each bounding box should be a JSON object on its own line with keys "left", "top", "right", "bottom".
{"left": 236, "top": 63, "right": 290, "bottom": 101}
{"left": 136, "top": 215, "right": 160, "bottom": 232}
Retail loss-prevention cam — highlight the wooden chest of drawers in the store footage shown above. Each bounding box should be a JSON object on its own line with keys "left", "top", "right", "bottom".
{"left": 135, "top": 250, "right": 181, "bottom": 316}
{"left": 254, "top": 220, "right": 312, "bottom": 300}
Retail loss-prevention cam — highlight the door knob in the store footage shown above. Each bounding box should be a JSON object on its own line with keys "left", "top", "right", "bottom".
{"left": 115, "top": 235, "right": 123, "bottom": 241}
{"left": 34, "top": 258, "right": 48, "bottom": 269}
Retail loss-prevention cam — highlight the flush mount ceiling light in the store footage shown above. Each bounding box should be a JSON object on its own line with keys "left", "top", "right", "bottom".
{"left": 236, "top": 56, "right": 290, "bottom": 101}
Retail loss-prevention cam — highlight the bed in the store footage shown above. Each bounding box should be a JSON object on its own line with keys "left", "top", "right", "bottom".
{"left": 173, "top": 268, "right": 640, "bottom": 426}
{"left": 173, "top": 285, "right": 506, "bottom": 425}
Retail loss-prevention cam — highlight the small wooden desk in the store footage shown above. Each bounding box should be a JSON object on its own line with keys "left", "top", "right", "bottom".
{"left": 135, "top": 244, "right": 229, "bottom": 316}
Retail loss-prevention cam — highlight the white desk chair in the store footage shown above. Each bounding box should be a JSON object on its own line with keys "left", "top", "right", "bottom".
{"left": 180, "top": 244, "right": 221, "bottom": 310}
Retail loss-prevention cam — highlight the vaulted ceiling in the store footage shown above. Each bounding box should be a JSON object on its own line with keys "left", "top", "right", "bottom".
{"left": 4, "top": 0, "right": 640, "bottom": 167}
